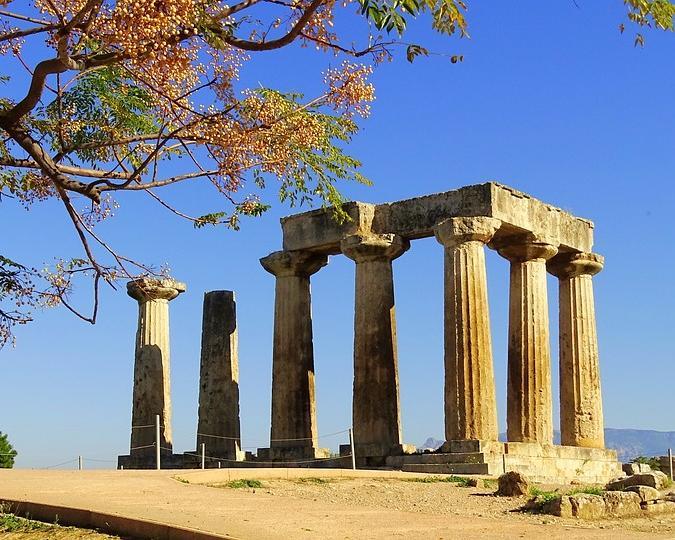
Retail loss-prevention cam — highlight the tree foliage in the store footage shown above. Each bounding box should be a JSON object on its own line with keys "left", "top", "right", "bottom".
{"left": 0, "top": 0, "right": 673, "bottom": 345}
{"left": 0, "top": 431, "right": 17, "bottom": 468}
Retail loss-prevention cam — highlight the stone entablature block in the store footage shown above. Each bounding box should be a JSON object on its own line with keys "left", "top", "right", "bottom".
{"left": 280, "top": 182, "right": 593, "bottom": 254}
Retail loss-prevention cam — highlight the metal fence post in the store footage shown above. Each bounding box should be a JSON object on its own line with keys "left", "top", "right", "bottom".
{"left": 201, "top": 443, "right": 205, "bottom": 470}
{"left": 669, "top": 448, "right": 673, "bottom": 482}
{"left": 155, "top": 414, "right": 161, "bottom": 470}
{"left": 349, "top": 428, "right": 356, "bottom": 470}
{"left": 78, "top": 456, "right": 83, "bottom": 470}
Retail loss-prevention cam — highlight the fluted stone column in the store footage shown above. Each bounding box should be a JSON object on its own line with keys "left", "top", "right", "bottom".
{"left": 497, "top": 237, "right": 558, "bottom": 444}
{"left": 261, "top": 250, "right": 328, "bottom": 458}
{"left": 342, "top": 233, "right": 409, "bottom": 457}
{"left": 548, "top": 252, "right": 605, "bottom": 448}
{"left": 434, "top": 217, "right": 501, "bottom": 443}
{"left": 196, "top": 291, "right": 242, "bottom": 461}
{"left": 127, "top": 278, "right": 186, "bottom": 458}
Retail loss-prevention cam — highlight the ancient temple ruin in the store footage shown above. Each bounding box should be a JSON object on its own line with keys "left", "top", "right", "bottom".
{"left": 258, "top": 182, "right": 620, "bottom": 481}
{"left": 118, "top": 182, "right": 622, "bottom": 482}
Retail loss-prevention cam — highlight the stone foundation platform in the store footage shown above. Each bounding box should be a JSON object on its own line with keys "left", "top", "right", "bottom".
{"left": 385, "top": 440, "right": 622, "bottom": 483}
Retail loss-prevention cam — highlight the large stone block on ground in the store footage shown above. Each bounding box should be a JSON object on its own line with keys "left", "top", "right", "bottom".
{"left": 496, "top": 471, "right": 530, "bottom": 496}
{"left": 624, "top": 485, "right": 661, "bottom": 503}
{"left": 569, "top": 493, "right": 606, "bottom": 519}
{"left": 607, "top": 471, "right": 668, "bottom": 491}
{"left": 602, "top": 491, "right": 642, "bottom": 517}
{"left": 622, "top": 462, "right": 651, "bottom": 475}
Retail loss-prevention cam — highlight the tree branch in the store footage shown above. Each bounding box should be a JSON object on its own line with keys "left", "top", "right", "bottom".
{"left": 221, "top": 0, "right": 325, "bottom": 51}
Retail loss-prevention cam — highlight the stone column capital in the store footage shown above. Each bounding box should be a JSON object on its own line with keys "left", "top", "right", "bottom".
{"left": 341, "top": 233, "right": 409, "bottom": 263}
{"left": 434, "top": 216, "right": 501, "bottom": 248}
{"left": 547, "top": 252, "right": 604, "bottom": 279}
{"left": 495, "top": 234, "right": 559, "bottom": 263}
{"left": 127, "top": 278, "right": 186, "bottom": 303}
{"left": 260, "top": 250, "right": 328, "bottom": 278}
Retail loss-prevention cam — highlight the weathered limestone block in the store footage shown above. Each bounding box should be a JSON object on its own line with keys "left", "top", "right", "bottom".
{"left": 642, "top": 501, "right": 675, "bottom": 515}
{"left": 548, "top": 252, "right": 605, "bottom": 448}
{"left": 434, "top": 217, "right": 501, "bottom": 442}
{"left": 496, "top": 471, "right": 530, "bottom": 496}
{"left": 341, "top": 233, "right": 409, "bottom": 457}
{"left": 569, "top": 493, "right": 606, "bottom": 519}
{"left": 623, "top": 462, "right": 651, "bottom": 475}
{"left": 602, "top": 491, "right": 642, "bottom": 517}
{"left": 127, "top": 278, "right": 186, "bottom": 457}
{"left": 497, "top": 235, "right": 558, "bottom": 444}
{"left": 607, "top": 471, "right": 669, "bottom": 491}
{"left": 196, "top": 291, "right": 242, "bottom": 461}
{"left": 624, "top": 485, "right": 661, "bottom": 503}
{"left": 260, "top": 250, "right": 328, "bottom": 454}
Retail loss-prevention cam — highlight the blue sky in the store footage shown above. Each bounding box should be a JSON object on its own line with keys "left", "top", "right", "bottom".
{"left": 2, "top": 1, "right": 674, "bottom": 468}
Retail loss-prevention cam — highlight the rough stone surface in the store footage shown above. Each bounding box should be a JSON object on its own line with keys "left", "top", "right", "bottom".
{"left": 538, "top": 496, "right": 573, "bottom": 518}
{"left": 623, "top": 462, "right": 651, "bottom": 475}
{"left": 548, "top": 252, "right": 605, "bottom": 448}
{"left": 497, "top": 236, "right": 558, "bottom": 444}
{"left": 569, "top": 493, "right": 606, "bottom": 519}
{"left": 196, "top": 291, "right": 242, "bottom": 461}
{"left": 260, "top": 250, "right": 328, "bottom": 454}
{"left": 127, "top": 278, "right": 186, "bottom": 459}
{"left": 341, "top": 233, "right": 409, "bottom": 457}
{"left": 281, "top": 183, "right": 594, "bottom": 254}
{"left": 607, "top": 472, "right": 669, "bottom": 491}
{"left": 434, "top": 217, "right": 501, "bottom": 442}
{"left": 602, "top": 491, "right": 642, "bottom": 517}
{"left": 496, "top": 471, "right": 530, "bottom": 496}
{"left": 624, "top": 485, "right": 661, "bottom": 503}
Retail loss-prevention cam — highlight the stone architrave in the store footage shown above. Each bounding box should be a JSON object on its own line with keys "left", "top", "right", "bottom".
{"left": 127, "top": 278, "right": 186, "bottom": 457}
{"left": 260, "top": 250, "right": 328, "bottom": 456}
{"left": 196, "top": 291, "right": 242, "bottom": 460}
{"left": 548, "top": 252, "right": 605, "bottom": 448}
{"left": 497, "top": 236, "right": 558, "bottom": 444}
{"left": 434, "top": 217, "right": 501, "bottom": 443}
{"left": 341, "top": 233, "right": 409, "bottom": 457}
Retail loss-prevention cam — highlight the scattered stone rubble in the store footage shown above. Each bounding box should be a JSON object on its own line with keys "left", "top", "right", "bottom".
{"left": 531, "top": 464, "right": 675, "bottom": 519}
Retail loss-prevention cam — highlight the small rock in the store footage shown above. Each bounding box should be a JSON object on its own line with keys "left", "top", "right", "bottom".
{"left": 467, "top": 478, "right": 487, "bottom": 488}
{"left": 624, "top": 485, "right": 661, "bottom": 503}
{"left": 602, "top": 491, "right": 642, "bottom": 517}
{"left": 569, "top": 493, "right": 606, "bottom": 519}
{"left": 496, "top": 471, "right": 530, "bottom": 497}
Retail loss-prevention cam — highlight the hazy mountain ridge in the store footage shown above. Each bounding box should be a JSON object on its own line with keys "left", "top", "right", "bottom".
{"left": 420, "top": 428, "right": 675, "bottom": 462}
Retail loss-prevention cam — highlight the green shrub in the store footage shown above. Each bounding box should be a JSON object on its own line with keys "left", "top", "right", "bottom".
{"left": 0, "top": 432, "right": 17, "bottom": 469}
{"left": 225, "top": 479, "right": 263, "bottom": 489}
{"left": 631, "top": 456, "right": 661, "bottom": 470}
{"left": 406, "top": 475, "right": 470, "bottom": 486}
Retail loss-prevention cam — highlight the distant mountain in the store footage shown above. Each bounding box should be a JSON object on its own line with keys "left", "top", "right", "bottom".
{"left": 420, "top": 428, "right": 675, "bottom": 462}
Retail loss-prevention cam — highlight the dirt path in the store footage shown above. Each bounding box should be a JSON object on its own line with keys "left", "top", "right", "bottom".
{"left": 1, "top": 469, "right": 673, "bottom": 539}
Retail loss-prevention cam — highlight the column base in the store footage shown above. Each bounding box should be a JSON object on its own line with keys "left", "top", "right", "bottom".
{"left": 386, "top": 441, "right": 622, "bottom": 484}
{"left": 117, "top": 453, "right": 186, "bottom": 470}
{"left": 256, "top": 446, "right": 331, "bottom": 461}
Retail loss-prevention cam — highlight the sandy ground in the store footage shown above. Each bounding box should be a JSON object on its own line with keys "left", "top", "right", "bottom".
{"left": 1, "top": 469, "right": 674, "bottom": 539}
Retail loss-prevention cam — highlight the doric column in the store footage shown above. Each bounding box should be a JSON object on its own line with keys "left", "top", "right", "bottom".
{"left": 548, "top": 252, "right": 605, "bottom": 448}
{"left": 196, "top": 291, "right": 242, "bottom": 461}
{"left": 127, "top": 278, "right": 186, "bottom": 457}
{"left": 341, "top": 233, "right": 409, "bottom": 457}
{"left": 260, "top": 250, "right": 327, "bottom": 455}
{"left": 497, "top": 236, "right": 558, "bottom": 444}
{"left": 434, "top": 217, "right": 501, "bottom": 443}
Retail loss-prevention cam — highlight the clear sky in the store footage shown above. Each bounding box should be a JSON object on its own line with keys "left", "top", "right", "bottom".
{"left": 2, "top": 1, "right": 674, "bottom": 469}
